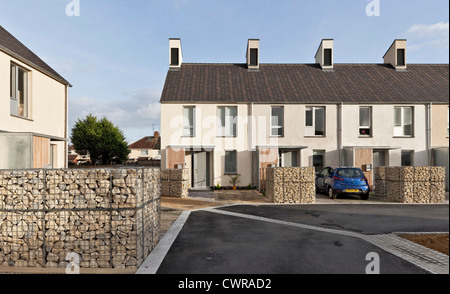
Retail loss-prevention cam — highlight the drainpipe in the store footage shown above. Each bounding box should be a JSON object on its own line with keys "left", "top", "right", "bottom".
{"left": 65, "top": 85, "right": 69, "bottom": 169}
{"left": 249, "top": 102, "right": 254, "bottom": 186}
{"left": 338, "top": 103, "right": 343, "bottom": 166}
{"left": 427, "top": 103, "right": 433, "bottom": 166}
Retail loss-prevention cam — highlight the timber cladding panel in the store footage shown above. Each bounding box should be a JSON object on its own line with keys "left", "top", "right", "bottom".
{"left": 166, "top": 148, "right": 185, "bottom": 169}
{"left": 265, "top": 167, "right": 316, "bottom": 204}
{"left": 32, "top": 136, "right": 50, "bottom": 169}
{"left": 0, "top": 168, "right": 161, "bottom": 269}
{"left": 259, "top": 148, "right": 279, "bottom": 192}
{"left": 374, "top": 166, "right": 446, "bottom": 203}
{"left": 354, "top": 148, "right": 373, "bottom": 188}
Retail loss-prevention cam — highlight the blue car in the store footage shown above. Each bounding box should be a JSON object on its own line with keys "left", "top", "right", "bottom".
{"left": 315, "top": 167, "right": 371, "bottom": 200}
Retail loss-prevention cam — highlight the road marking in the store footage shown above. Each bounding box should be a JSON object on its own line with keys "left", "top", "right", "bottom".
{"left": 136, "top": 205, "right": 449, "bottom": 274}
{"left": 136, "top": 210, "right": 191, "bottom": 274}
{"left": 205, "top": 207, "right": 449, "bottom": 274}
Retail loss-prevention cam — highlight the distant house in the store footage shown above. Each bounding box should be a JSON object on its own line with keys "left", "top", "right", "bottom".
{"left": 128, "top": 131, "right": 161, "bottom": 161}
{"left": 0, "top": 25, "right": 71, "bottom": 169}
{"left": 67, "top": 145, "right": 91, "bottom": 166}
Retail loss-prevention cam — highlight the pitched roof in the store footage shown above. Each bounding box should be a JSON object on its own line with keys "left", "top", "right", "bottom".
{"left": 160, "top": 63, "right": 449, "bottom": 104}
{"left": 0, "top": 25, "right": 71, "bottom": 86}
{"left": 129, "top": 134, "right": 161, "bottom": 150}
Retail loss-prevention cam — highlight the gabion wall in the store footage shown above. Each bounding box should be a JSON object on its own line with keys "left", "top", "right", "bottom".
{"left": 265, "top": 167, "right": 316, "bottom": 204}
{"left": 0, "top": 168, "right": 160, "bottom": 269}
{"left": 161, "top": 169, "right": 189, "bottom": 198}
{"left": 374, "top": 166, "right": 446, "bottom": 203}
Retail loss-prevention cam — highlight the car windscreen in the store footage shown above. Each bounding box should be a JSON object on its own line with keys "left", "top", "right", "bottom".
{"left": 336, "top": 168, "right": 365, "bottom": 178}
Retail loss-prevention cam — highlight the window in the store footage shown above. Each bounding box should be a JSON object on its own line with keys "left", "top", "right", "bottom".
{"left": 171, "top": 48, "right": 179, "bottom": 66}
{"left": 313, "top": 150, "right": 325, "bottom": 173}
{"left": 50, "top": 144, "right": 57, "bottom": 168}
{"left": 280, "top": 150, "right": 298, "bottom": 167}
{"left": 271, "top": 107, "right": 284, "bottom": 137}
{"left": 250, "top": 48, "right": 258, "bottom": 66}
{"left": 373, "top": 150, "right": 388, "bottom": 167}
{"left": 401, "top": 151, "right": 414, "bottom": 167}
{"left": 305, "top": 107, "right": 325, "bottom": 136}
{"left": 141, "top": 149, "right": 149, "bottom": 156}
{"left": 320, "top": 167, "right": 332, "bottom": 177}
{"left": 10, "top": 63, "right": 29, "bottom": 118}
{"left": 394, "top": 106, "right": 413, "bottom": 137}
{"left": 336, "top": 168, "right": 365, "bottom": 178}
{"left": 217, "top": 106, "right": 237, "bottom": 137}
{"left": 183, "top": 106, "right": 195, "bottom": 137}
{"left": 359, "top": 106, "right": 372, "bottom": 136}
{"left": 397, "top": 49, "right": 405, "bottom": 66}
{"left": 324, "top": 49, "right": 332, "bottom": 66}
{"left": 225, "top": 151, "right": 237, "bottom": 174}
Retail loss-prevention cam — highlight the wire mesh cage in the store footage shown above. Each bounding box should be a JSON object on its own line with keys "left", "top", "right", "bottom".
{"left": 0, "top": 167, "right": 161, "bottom": 269}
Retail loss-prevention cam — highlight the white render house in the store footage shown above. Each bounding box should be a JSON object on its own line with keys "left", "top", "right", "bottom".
{"left": 0, "top": 25, "right": 71, "bottom": 169}
{"left": 160, "top": 38, "right": 449, "bottom": 190}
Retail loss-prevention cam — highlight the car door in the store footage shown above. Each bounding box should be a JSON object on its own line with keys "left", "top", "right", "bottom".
{"left": 316, "top": 168, "right": 329, "bottom": 191}
{"left": 323, "top": 168, "right": 333, "bottom": 188}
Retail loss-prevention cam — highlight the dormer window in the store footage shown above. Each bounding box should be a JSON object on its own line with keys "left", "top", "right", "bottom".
{"left": 171, "top": 48, "right": 180, "bottom": 66}
{"left": 250, "top": 49, "right": 258, "bottom": 67}
{"left": 246, "top": 39, "right": 260, "bottom": 70}
{"left": 397, "top": 49, "right": 405, "bottom": 66}
{"left": 169, "top": 38, "right": 182, "bottom": 69}
{"left": 315, "top": 39, "right": 334, "bottom": 70}
{"left": 324, "top": 49, "right": 332, "bottom": 67}
{"left": 383, "top": 39, "right": 407, "bottom": 70}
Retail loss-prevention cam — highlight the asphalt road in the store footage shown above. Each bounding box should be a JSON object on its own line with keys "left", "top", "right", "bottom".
{"left": 154, "top": 204, "right": 449, "bottom": 274}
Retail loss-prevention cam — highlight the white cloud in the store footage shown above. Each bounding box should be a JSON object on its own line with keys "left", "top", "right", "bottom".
{"left": 406, "top": 22, "right": 449, "bottom": 52}
{"left": 173, "top": 0, "right": 188, "bottom": 10}
{"left": 68, "top": 88, "right": 162, "bottom": 142}
{"left": 136, "top": 103, "right": 161, "bottom": 121}
{"left": 407, "top": 22, "right": 449, "bottom": 38}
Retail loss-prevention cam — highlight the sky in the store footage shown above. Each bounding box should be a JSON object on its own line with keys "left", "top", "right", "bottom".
{"left": 0, "top": 0, "right": 448, "bottom": 144}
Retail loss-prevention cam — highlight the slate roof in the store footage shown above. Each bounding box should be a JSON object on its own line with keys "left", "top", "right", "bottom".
{"left": 0, "top": 25, "right": 71, "bottom": 86}
{"left": 160, "top": 63, "right": 449, "bottom": 104}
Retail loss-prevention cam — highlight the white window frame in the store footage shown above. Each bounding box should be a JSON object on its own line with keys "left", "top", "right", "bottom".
{"left": 182, "top": 106, "right": 196, "bottom": 137}
{"left": 359, "top": 106, "right": 372, "bottom": 137}
{"left": 271, "top": 106, "right": 284, "bottom": 137}
{"left": 394, "top": 106, "right": 414, "bottom": 137}
{"left": 217, "top": 106, "right": 238, "bottom": 137}
{"left": 305, "top": 106, "right": 326, "bottom": 137}
{"left": 447, "top": 107, "right": 449, "bottom": 137}
{"left": 10, "top": 63, "right": 29, "bottom": 118}
{"left": 224, "top": 150, "right": 237, "bottom": 174}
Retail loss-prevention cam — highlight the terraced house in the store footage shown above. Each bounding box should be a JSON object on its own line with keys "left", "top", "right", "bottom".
{"left": 160, "top": 38, "right": 449, "bottom": 191}
{"left": 0, "top": 25, "right": 71, "bottom": 169}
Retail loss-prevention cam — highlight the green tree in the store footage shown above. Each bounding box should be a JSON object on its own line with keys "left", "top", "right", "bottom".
{"left": 70, "top": 114, "right": 130, "bottom": 165}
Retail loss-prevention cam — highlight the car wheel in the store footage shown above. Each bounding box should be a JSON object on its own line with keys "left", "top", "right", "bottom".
{"left": 361, "top": 193, "right": 370, "bottom": 201}
{"left": 328, "top": 187, "right": 337, "bottom": 200}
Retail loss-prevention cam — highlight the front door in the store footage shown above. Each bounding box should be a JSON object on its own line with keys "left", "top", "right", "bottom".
{"left": 354, "top": 148, "right": 374, "bottom": 188}
{"left": 193, "top": 151, "right": 209, "bottom": 189}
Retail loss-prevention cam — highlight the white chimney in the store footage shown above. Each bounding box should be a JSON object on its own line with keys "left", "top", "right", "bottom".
{"left": 169, "top": 38, "right": 183, "bottom": 69}
{"left": 383, "top": 39, "right": 407, "bottom": 71}
{"left": 246, "top": 39, "right": 260, "bottom": 70}
{"left": 315, "top": 39, "right": 334, "bottom": 70}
